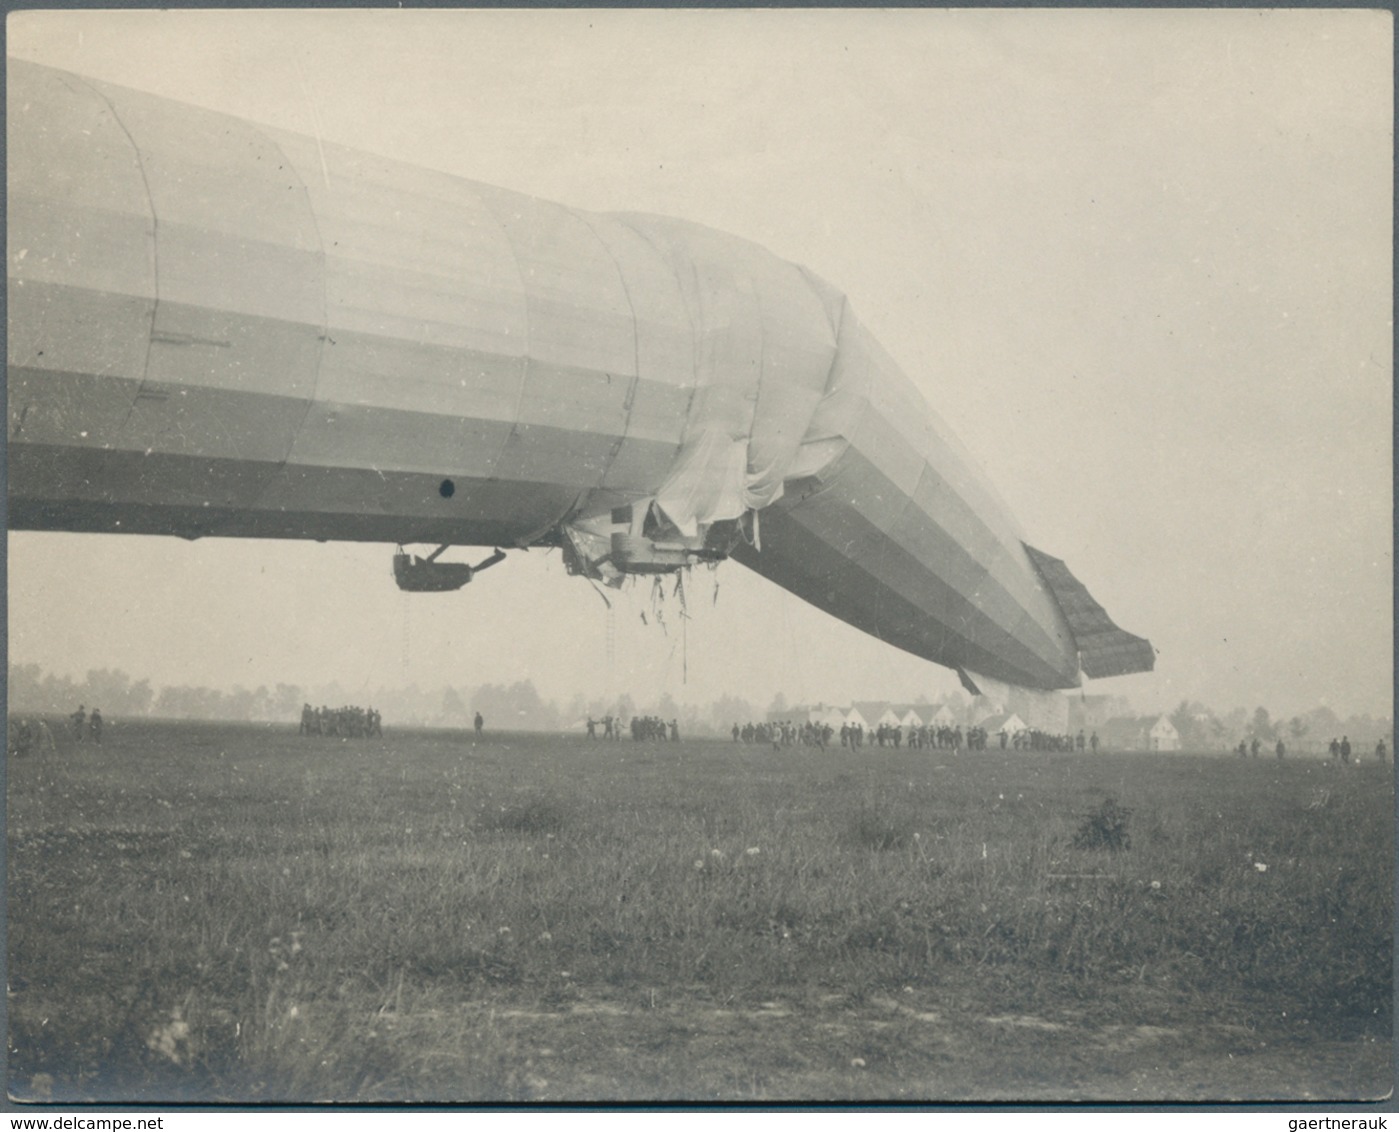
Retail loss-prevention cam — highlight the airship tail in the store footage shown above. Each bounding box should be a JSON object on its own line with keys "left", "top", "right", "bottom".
{"left": 956, "top": 547, "right": 1153, "bottom": 730}
{"left": 1021, "top": 545, "right": 1156, "bottom": 679}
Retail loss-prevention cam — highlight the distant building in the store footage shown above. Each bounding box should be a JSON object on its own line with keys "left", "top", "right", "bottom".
{"left": 893, "top": 705, "right": 927, "bottom": 729}
{"left": 868, "top": 705, "right": 899, "bottom": 729}
{"left": 849, "top": 702, "right": 888, "bottom": 731}
{"left": 808, "top": 704, "right": 850, "bottom": 729}
{"left": 1148, "top": 715, "right": 1180, "bottom": 752}
{"left": 767, "top": 703, "right": 846, "bottom": 726}
{"left": 874, "top": 704, "right": 929, "bottom": 730}
{"left": 927, "top": 703, "right": 958, "bottom": 728}
{"left": 833, "top": 706, "right": 862, "bottom": 730}
{"left": 765, "top": 699, "right": 986, "bottom": 734}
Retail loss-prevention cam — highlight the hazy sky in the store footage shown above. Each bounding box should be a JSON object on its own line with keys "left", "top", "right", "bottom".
{"left": 6, "top": 9, "right": 1393, "bottom": 721}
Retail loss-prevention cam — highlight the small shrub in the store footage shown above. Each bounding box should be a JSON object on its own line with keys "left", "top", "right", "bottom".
{"left": 846, "top": 807, "right": 915, "bottom": 852}
{"left": 1072, "top": 797, "right": 1132, "bottom": 851}
{"left": 485, "top": 795, "right": 567, "bottom": 835}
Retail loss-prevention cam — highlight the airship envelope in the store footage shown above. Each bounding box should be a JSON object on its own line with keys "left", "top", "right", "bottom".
{"left": 6, "top": 60, "right": 1154, "bottom": 695}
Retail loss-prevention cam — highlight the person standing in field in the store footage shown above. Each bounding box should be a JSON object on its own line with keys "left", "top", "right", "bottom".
{"left": 1275, "top": 738, "right": 1285, "bottom": 760}
{"left": 88, "top": 708, "right": 103, "bottom": 745}
{"left": 1376, "top": 739, "right": 1387, "bottom": 761}
{"left": 1340, "top": 736, "right": 1351, "bottom": 764}
{"left": 71, "top": 705, "right": 86, "bottom": 742}
{"left": 1328, "top": 737, "right": 1340, "bottom": 762}
{"left": 1090, "top": 731, "right": 1099, "bottom": 753}
{"left": 474, "top": 711, "right": 484, "bottom": 738}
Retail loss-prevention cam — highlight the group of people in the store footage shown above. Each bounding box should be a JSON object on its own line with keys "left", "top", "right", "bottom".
{"left": 70, "top": 704, "right": 102, "bottom": 743}
{"left": 299, "top": 703, "right": 383, "bottom": 739}
{"left": 8, "top": 705, "right": 101, "bottom": 755}
{"left": 1237, "top": 737, "right": 1288, "bottom": 759}
{"left": 584, "top": 714, "right": 623, "bottom": 740}
{"left": 580, "top": 714, "right": 681, "bottom": 742}
{"left": 839, "top": 722, "right": 995, "bottom": 750}
{"left": 733, "top": 720, "right": 836, "bottom": 748}
{"left": 1326, "top": 735, "right": 1387, "bottom": 764}
{"left": 1014, "top": 730, "right": 1094, "bottom": 752}
{"left": 8, "top": 716, "right": 56, "bottom": 756}
{"left": 629, "top": 715, "right": 679, "bottom": 742}
{"left": 729, "top": 719, "right": 1100, "bottom": 754}
{"left": 1232, "top": 735, "right": 1389, "bottom": 763}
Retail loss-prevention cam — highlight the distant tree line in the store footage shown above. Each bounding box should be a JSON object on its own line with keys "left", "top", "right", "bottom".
{"left": 5, "top": 663, "right": 733, "bottom": 733}
{"left": 1164, "top": 699, "right": 1391, "bottom": 756}
{"left": 8, "top": 664, "right": 156, "bottom": 718}
{"left": 7, "top": 663, "right": 306, "bottom": 723}
{"left": 5, "top": 662, "right": 1390, "bottom": 747}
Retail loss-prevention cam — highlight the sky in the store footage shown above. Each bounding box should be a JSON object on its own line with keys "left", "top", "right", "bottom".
{"left": 6, "top": 9, "right": 1393, "bottom": 722}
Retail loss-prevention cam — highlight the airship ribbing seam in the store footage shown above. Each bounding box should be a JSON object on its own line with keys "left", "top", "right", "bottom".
{"left": 6, "top": 60, "right": 1153, "bottom": 695}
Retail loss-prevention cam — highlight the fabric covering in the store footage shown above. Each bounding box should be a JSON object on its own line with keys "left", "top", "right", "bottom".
{"left": 1021, "top": 545, "right": 1156, "bottom": 678}
{"left": 9, "top": 59, "right": 1154, "bottom": 693}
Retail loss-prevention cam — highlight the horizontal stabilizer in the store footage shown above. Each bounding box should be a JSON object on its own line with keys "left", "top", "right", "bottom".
{"left": 1023, "top": 545, "right": 1155, "bottom": 679}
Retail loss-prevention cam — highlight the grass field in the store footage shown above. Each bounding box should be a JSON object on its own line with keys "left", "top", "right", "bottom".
{"left": 6, "top": 720, "right": 1393, "bottom": 1103}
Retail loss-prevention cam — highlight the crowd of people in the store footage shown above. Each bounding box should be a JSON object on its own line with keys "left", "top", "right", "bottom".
{"left": 299, "top": 703, "right": 383, "bottom": 738}
{"left": 629, "top": 716, "right": 679, "bottom": 742}
{"left": 727, "top": 719, "right": 1095, "bottom": 753}
{"left": 732, "top": 720, "right": 835, "bottom": 748}
{"left": 580, "top": 714, "right": 680, "bottom": 741}
{"left": 9, "top": 702, "right": 1391, "bottom": 766}
{"left": 836, "top": 721, "right": 995, "bottom": 749}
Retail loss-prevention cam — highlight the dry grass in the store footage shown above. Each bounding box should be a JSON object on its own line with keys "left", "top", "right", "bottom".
{"left": 7, "top": 721, "right": 1393, "bottom": 1102}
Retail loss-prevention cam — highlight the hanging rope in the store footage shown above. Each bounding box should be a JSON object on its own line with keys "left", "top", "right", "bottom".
{"left": 650, "top": 576, "right": 667, "bottom": 635}
{"left": 584, "top": 573, "right": 613, "bottom": 609}
{"left": 677, "top": 570, "right": 689, "bottom": 684}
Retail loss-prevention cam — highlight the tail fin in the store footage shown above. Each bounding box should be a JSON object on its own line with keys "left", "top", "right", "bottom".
{"left": 1023, "top": 545, "right": 1155, "bottom": 679}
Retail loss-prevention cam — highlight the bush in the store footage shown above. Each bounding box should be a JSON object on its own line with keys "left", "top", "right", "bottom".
{"left": 846, "top": 807, "right": 915, "bottom": 851}
{"left": 1073, "top": 797, "right": 1132, "bottom": 851}
{"left": 484, "top": 794, "right": 567, "bottom": 835}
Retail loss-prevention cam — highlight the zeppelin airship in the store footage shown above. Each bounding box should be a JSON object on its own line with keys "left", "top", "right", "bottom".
{"left": 7, "top": 59, "right": 1153, "bottom": 697}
